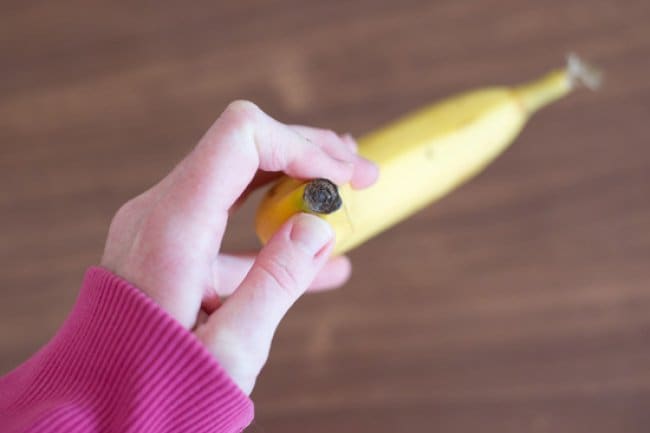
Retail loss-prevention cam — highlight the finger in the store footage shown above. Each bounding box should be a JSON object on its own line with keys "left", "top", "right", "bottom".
{"left": 289, "top": 125, "right": 356, "bottom": 161}
{"left": 231, "top": 127, "right": 366, "bottom": 213}
{"left": 213, "top": 253, "right": 352, "bottom": 297}
{"left": 290, "top": 125, "right": 379, "bottom": 189}
{"left": 158, "top": 100, "right": 355, "bottom": 248}
{"left": 198, "top": 213, "right": 334, "bottom": 390}
{"left": 338, "top": 133, "right": 380, "bottom": 188}
{"left": 350, "top": 152, "right": 379, "bottom": 189}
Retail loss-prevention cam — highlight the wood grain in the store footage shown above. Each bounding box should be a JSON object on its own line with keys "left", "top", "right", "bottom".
{"left": 2, "top": 1, "right": 650, "bottom": 431}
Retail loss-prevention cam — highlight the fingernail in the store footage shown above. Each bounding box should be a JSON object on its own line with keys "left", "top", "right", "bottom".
{"left": 290, "top": 213, "right": 334, "bottom": 255}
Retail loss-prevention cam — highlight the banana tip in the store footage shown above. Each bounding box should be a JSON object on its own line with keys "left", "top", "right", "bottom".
{"left": 567, "top": 53, "right": 603, "bottom": 91}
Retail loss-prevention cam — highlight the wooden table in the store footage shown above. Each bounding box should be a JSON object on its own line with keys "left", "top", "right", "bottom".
{"left": 2, "top": 1, "right": 650, "bottom": 431}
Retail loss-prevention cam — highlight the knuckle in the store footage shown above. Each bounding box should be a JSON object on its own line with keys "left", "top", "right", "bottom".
{"left": 224, "top": 99, "right": 261, "bottom": 124}
{"left": 257, "top": 255, "right": 302, "bottom": 298}
{"left": 109, "top": 196, "right": 144, "bottom": 234}
{"left": 219, "top": 100, "right": 263, "bottom": 157}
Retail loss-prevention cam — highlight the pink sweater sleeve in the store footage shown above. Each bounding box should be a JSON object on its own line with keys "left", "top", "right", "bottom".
{"left": 0, "top": 267, "right": 254, "bottom": 433}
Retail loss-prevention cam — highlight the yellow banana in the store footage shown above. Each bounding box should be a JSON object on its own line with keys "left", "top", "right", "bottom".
{"left": 256, "top": 54, "right": 601, "bottom": 255}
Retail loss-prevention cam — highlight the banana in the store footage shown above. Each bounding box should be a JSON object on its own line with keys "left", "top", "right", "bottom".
{"left": 255, "top": 54, "right": 601, "bottom": 255}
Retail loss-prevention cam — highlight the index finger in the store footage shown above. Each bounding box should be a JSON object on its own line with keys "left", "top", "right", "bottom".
{"left": 159, "top": 100, "right": 356, "bottom": 248}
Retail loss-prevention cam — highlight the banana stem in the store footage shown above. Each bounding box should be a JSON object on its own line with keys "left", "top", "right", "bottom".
{"left": 303, "top": 178, "right": 342, "bottom": 214}
{"left": 513, "top": 53, "right": 602, "bottom": 115}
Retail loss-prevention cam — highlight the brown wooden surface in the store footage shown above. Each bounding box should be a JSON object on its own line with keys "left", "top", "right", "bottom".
{"left": 2, "top": 1, "right": 650, "bottom": 431}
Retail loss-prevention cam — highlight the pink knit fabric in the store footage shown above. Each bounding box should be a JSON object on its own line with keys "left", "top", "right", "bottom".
{"left": 0, "top": 267, "right": 254, "bottom": 433}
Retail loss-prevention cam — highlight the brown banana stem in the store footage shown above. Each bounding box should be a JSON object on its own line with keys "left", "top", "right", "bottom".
{"left": 303, "top": 179, "right": 342, "bottom": 214}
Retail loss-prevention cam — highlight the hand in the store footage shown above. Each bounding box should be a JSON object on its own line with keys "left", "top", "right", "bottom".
{"left": 101, "top": 100, "right": 378, "bottom": 394}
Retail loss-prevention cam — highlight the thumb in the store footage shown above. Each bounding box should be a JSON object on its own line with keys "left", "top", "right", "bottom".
{"left": 196, "top": 213, "right": 334, "bottom": 393}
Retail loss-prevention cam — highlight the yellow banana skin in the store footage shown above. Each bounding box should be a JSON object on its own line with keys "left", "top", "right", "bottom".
{"left": 256, "top": 55, "right": 600, "bottom": 255}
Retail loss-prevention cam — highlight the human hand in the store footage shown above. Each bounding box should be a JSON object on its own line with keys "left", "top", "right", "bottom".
{"left": 100, "top": 101, "right": 378, "bottom": 394}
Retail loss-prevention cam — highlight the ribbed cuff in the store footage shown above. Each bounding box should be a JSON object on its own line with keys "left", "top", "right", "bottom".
{"left": 0, "top": 267, "right": 253, "bottom": 433}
